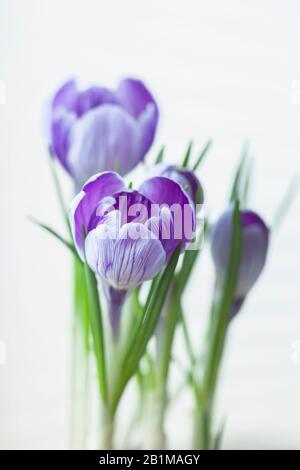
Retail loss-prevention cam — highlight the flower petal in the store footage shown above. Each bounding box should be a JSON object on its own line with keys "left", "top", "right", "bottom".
{"left": 76, "top": 86, "right": 118, "bottom": 117}
{"left": 69, "top": 171, "right": 125, "bottom": 257}
{"left": 117, "top": 78, "right": 159, "bottom": 156}
{"left": 50, "top": 108, "right": 76, "bottom": 172}
{"left": 67, "top": 105, "right": 147, "bottom": 186}
{"left": 139, "top": 176, "right": 196, "bottom": 252}
{"left": 146, "top": 207, "right": 177, "bottom": 259}
{"left": 85, "top": 223, "right": 166, "bottom": 290}
{"left": 117, "top": 78, "right": 158, "bottom": 120}
{"left": 52, "top": 79, "right": 78, "bottom": 112}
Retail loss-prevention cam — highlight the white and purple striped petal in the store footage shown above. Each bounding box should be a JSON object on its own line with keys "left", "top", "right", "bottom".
{"left": 85, "top": 223, "right": 166, "bottom": 291}
{"left": 69, "top": 171, "right": 125, "bottom": 257}
{"left": 85, "top": 221, "right": 166, "bottom": 338}
{"left": 140, "top": 176, "right": 196, "bottom": 255}
{"left": 69, "top": 171, "right": 197, "bottom": 337}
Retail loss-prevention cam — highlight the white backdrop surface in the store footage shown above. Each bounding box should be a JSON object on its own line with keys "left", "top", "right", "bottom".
{"left": 0, "top": 0, "right": 299, "bottom": 449}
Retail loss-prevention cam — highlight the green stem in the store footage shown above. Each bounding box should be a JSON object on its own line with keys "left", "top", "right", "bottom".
{"left": 180, "top": 305, "right": 196, "bottom": 367}
{"left": 112, "top": 247, "right": 180, "bottom": 415}
{"left": 69, "top": 312, "right": 78, "bottom": 449}
{"left": 82, "top": 352, "right": 91, "bottom": 449}
{"left": 193, "top": 406, "right": 211, "bottom": 450}
{"left": 194, "top": 201, "right": 242, "bottom": 450}
{"left": 48, "top": 149, "right": 71, "bottom": 236}
{"left": 100, "top": 408, "right": 115, "bottom": 450}
{"left": 83, "top": 260, "right": 107, "bottom": 404}
{"left": 143, "top": 383, "right": 167, "bottom": 449}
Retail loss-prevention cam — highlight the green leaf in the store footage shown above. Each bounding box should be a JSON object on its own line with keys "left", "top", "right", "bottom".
{"left": 213, "top": 419, "right": 226, "bottom": 450}
{"left": 192, "top": 139, "right": 213, "bottom": 171}
{"left": 241, "top": 158, "right": 253, "bottom": 207}
{"left": 112, "top": 246, "right": 181, "bottom": 412}
{"left": 155, "top": 145, "right": 165, "bottom": 164}
{"left": 229, "top": 143, "right": 250, "bottom": 204}
{"left": 48, "top": 149, "right": 71, "bottom": 236}
{"left": 272, "top": 175, "right": 299, "bottom": 231}
{"left": 83, "top": 260, "right": 107, "bottom": 404}
{"left": 159, "top": 222, "right": 208, "bottom": 381}
{"left": 202, "top": 200, "right": 242, "bottom": 406}
{"left": 193, "top": 202, "right": 241, "bottom": 449}
{"left": 74, "top": 257, "right": 90, "bottom": 353}
{"left": 180, "top": 303, "right": 196, "bottom": 368}
{"left": 28, "top": 215, "right": 77, "bottom": 256}
{"left": 182, "top": 141, "right": 193, "bottom": 167}
{"left": 175, "top": 218, "right": 209, "bottom": 294}
{"left": 177, "top": 249, "right": 199, "bottom": 295}
{"left": 158, "top": 235, "right": 206, "bottom": 384}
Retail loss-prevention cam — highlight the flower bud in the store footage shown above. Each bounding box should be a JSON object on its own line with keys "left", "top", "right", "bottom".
{"left": 211, "top": 208, "right": 269, "bottom": 316}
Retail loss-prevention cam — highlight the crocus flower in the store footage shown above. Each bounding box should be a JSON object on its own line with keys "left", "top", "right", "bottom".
{"left": 49, "top": 78, "right": 159, "bottom": 187}
{"left": 210, "top": 208, "right": 269, "bottom": 318}
{"left": 152, "top": 164, "right": 203, "bottom": 205}
{"left": 69, "top": 171, "right": 195, "bottom": 337}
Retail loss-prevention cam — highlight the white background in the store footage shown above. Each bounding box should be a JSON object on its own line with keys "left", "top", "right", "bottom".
{"left": 0, "top": 0, "right": 299, "bottom": 449}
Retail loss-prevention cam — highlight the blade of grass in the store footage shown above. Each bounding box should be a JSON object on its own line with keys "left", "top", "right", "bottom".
{"left": 194, "top": 202, "right": 241, "bottom": 449}
{"left": 241, "top": 157, "right": 253, "bottom": 206}
{"left": 74, "top": 257, "right": 90, "bottom": 353}
{"left": 29, "top": 215, "right": 76, "bottom": 256}
{"left": 48, "top": 148, "right": 71, "bottom": 236}
{"left": 192, "top": 139, "right": 213, "bottom": 171}
{"left": 126, "top": 247, "right": 180, "bottom": 377}
{"left": 83, "top": 261, "right": 107, "bottom": 404}
{"left": 155, "top": 145, "right": 165, "bottom": 164}
{"left": 272, "top": 175, "right": 299, "bottom": 230}
{"left": 202, "top": 200, "right": 242, "bottom": 403}
{"left": 213, "top": 419, "right": 226, "bottom": 450}
{"left": 229, "top": 143, "right": 249, "bottom": 203}
{"left": 112, "top": 246, "right": 180, "bottom": 412}
{"left": 182, "top": 141, "right": 193, "bottom": 167}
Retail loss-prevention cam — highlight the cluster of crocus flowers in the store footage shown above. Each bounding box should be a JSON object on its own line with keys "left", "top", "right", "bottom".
{"left": 38, "top": 76, "right": 282, "bottom": 451}
{"left": 69, "top": 171, "right": 196, "bottom": 337}
{"left": 48, "top": 78, "right": 159, "bottom": 187}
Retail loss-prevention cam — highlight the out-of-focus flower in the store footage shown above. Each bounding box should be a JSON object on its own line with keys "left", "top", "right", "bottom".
{"left": 48, "top": 78, "right": 159, "bottom": 187}
{"left": 69, "top": 171, "right": 195, "bottom": 337}
{"left": 211, "top": 208, "right": 269, "bottom": 317}
{"left": 151, "top": 164, "right": 203, "bottom": 205}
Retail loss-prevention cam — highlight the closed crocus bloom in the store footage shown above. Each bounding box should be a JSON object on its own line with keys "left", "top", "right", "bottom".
{"left": 152, "top": 164, "right": 203, "bottom": 205}
{"left": 69, "top": 172, "right": 195, "bottom": 337}
{"left": 211, "top": 208, "right": 269, "bottom": 317}
{"left": 49, "top": 78, "right": 159, "bottom": 187}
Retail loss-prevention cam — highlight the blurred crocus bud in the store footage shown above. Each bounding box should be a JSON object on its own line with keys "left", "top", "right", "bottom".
{"left": 211, "top": 208, "right": 269, "bottom": 317}
{"left": 152, "top": 164, "right": 203, "bottom": 205}
{"left": 69, "top": 171, "right": 195, "bottom": 337}
{"left": 48, "top": 78, "right": 159, "bottom": 187}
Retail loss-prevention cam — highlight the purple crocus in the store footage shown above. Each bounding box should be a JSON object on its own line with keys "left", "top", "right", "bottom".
{"left": 152, "top": 164, "right": 203, "bottom": 205}
{"left": 69, "top": 171, "right": 195, "bottom": 337}
{"left": 211, "top": 208, "right": 269, "bottom": 318}
{"left": 49, "top": 78, "right": 159, "bottom": 187}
